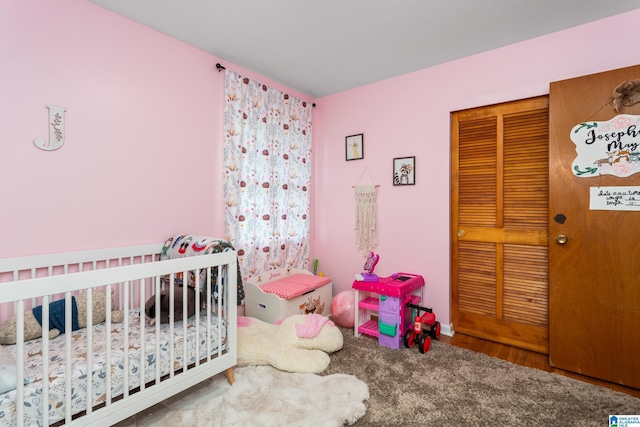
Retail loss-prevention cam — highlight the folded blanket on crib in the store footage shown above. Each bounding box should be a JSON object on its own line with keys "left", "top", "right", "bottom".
{"left": 32, "top": 297, "right": 80, "bottom": 333}
{"left": 161, "top": 234, "right": 245, "bottom": 305}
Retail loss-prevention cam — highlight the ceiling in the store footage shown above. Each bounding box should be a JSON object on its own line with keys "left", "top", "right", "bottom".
{"left": 87, "top": 0, "right": 640, "bottom": 98}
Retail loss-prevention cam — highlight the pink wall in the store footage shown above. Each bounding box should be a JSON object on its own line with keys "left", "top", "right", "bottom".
{"left": 3, "top": 0, "right": 640, "bottom": 330}
{"left": 313, "top": 9, "right": 640, "bottom": 328}
{"left": 0, "top": 0, "right": 312, "bottom": 258}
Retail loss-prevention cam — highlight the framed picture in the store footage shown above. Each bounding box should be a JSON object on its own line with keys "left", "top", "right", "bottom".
{"left": 393, "top": 156, "right": 415, "bottom": 186}
{"left": 345, "top": 133, "right": 364, "bottom": 161}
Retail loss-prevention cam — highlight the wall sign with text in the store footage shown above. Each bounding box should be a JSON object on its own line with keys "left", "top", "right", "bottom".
{"left": 590, "top": 186, "right": 640, "bottom": 211}
{"left": 571, "top": 114, "right": 640, "bottom": 177}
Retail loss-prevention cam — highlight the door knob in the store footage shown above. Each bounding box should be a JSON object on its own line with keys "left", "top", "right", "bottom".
{"left": 457, "top": 229, "right": 466, "bottom": 237}
{"left": 555, "top": 234, "right": 568, "bottom": 244}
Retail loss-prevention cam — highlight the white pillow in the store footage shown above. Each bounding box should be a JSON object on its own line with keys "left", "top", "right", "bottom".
{"left": 0, "top": 345, "right": 18, "bottom": 394}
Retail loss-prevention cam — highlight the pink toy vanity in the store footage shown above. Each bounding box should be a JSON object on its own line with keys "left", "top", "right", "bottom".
{"left": 352, "top": 273, "right": 425, "bottom": 349}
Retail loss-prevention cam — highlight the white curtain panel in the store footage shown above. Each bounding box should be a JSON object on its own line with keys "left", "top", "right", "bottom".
{"left": 223, "top": 71, "right": 313, "bottom": 280}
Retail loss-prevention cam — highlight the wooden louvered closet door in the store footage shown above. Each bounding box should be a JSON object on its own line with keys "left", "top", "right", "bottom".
{"left": 451, "top": 96, "right": 549, "bottom": 353}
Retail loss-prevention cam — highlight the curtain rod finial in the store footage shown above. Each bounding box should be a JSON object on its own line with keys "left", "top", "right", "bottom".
{"left": 216, "top": 63, "right": 226, "bottom": 72}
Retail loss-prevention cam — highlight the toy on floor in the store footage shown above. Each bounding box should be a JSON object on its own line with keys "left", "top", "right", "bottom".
{"left": 354, "top": 252, "right": 379, "bottom": 282}
{"left": 403, "top": 302, "right": 440, "bottom": 354}
{"left": 0, "top": 290, "right": 124, "bottom": 345}
{"left": 237, "top": 313, "right": 343, "bottom": 374}
{"left": 353, "top": 272, "right": 426, "bottom": 349}
{"left": 330, "top": 290, "right": 356, "bottom": 328}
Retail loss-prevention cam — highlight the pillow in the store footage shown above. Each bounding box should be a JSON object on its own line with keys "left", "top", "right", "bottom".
{"left": 0, "top": 345, "right": 17, "bottom": 394}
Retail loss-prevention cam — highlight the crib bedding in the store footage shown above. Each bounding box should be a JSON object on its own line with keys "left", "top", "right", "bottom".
{"left": 0, "top": 308, "right": 226, "bottom": 427}
{"left": 161, "top": 234, "right": 245, "bottom": 305}
{"left": 0, "top": 346, "right": 17, "bottom": 395}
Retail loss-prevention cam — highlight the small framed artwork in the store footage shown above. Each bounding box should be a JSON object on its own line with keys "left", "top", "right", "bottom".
{"left": 393, "top": 156, "right": 416, "bottom": 186}
{"left": 346, "top": 133, "right": 364, "bottom": 161}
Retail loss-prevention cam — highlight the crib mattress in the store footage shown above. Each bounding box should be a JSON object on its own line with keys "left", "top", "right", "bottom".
{"left": 0, "top": 308, "right": 226, "bottom": 427}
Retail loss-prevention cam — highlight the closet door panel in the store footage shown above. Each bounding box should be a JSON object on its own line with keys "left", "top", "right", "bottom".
{"left": 452, "top": 96, "right": 549, "bottom": 353}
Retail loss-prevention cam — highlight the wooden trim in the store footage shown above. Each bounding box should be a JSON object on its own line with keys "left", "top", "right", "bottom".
{"left": 456, "top": 227, "right": 548, "bottom": 245}
{"left": 454, "top": 311, "right": 548, "bottom": 354}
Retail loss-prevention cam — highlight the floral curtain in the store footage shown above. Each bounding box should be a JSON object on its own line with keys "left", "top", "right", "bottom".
{"left": 223, "top": 71, "right": 313, "bottom": 281}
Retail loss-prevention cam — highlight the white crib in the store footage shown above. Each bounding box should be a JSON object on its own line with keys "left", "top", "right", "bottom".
{"left": 0, "top": 242, "right": 237, "bottom": 427}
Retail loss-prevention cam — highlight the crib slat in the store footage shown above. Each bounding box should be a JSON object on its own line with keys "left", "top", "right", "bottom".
{"left": 123, "top": 281, "right": 130, "bottom": 399}
{"left": 206, "top": 268, "right": 212, "bottom": 360}
{"left": 106, "top": 283, "right": 112, "bottom": 407}
{"left": 42, "top": 294, "right": 50, "bottom": 427}
{"left": 86, "top": 288, "right": 94, "bottom": 416}
{"left": 154, "top": 276, "right": 161, "bottom": 384}
{"left": 65, "top": 292, "right": 72, "bottom": 425}
{"left": 217, "top": 270, "right": 223, "bottom": 357}
{"left": 194, "top": 271, "right": 200, "bottom": 368}
{"left": 16, "top": 300, "right": 24, "bottom": 427}
{"left": 182, "top": 270, "right": 188, "bottom": 372}
{"left": 169, "top": 273, "right": 175, "bottom": 380}
{"left": 139, "top": 279, "right": 146, "bottom": 393}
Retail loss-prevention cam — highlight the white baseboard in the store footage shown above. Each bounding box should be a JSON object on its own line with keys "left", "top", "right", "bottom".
{"left": 440, "top": 323, "right": 455, "bottom": 337}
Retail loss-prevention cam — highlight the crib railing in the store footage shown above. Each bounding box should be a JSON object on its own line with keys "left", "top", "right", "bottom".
{"left": 0, "top": 245, "right": 237, "bottom": 427}
{"left": 0, "top": 244, "right": 162, "bottom": 322}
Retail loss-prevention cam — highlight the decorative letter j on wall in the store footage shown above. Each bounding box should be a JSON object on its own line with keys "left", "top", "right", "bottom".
{"left": 34, "top": 104, "right": 66, "bottom": 151}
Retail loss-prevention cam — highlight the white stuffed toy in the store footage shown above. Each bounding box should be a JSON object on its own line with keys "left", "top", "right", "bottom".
{"left": 237, "top": 314, "right": 343, "bottom": 374}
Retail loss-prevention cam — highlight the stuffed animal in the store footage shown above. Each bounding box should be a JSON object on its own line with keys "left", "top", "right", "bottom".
{"left": 0, "top": 290, "right": 124, "bottom": 345}
{"left": 237, "top": 313, "right": 343, "bottom": 374}
{"left": 144, "top": 285, "right": 201, "bottom": 326}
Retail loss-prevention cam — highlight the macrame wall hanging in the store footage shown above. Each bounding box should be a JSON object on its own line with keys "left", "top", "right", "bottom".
{"left": 353, "top": 167, "right": 379, "bottom": 256}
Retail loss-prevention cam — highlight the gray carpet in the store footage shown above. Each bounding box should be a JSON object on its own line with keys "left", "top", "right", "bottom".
{"left": 323, "top": 327, "right": 640, "bottom": 426}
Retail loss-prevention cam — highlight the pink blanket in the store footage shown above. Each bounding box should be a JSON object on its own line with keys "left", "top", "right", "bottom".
{"left": 259, "top": 274, "right": 331, "bottom": 299}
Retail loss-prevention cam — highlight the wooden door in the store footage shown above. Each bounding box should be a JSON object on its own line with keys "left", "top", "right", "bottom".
{"left": 549, "top": 65, "right": 640, "bottom": 388}
{"left": 451, "top": 97, "right": 550, "bottom": 353}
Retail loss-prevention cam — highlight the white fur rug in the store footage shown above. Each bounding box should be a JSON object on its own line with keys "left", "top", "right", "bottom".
{"left": 121, "top": 366, "right": 369, "bottom": 426}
